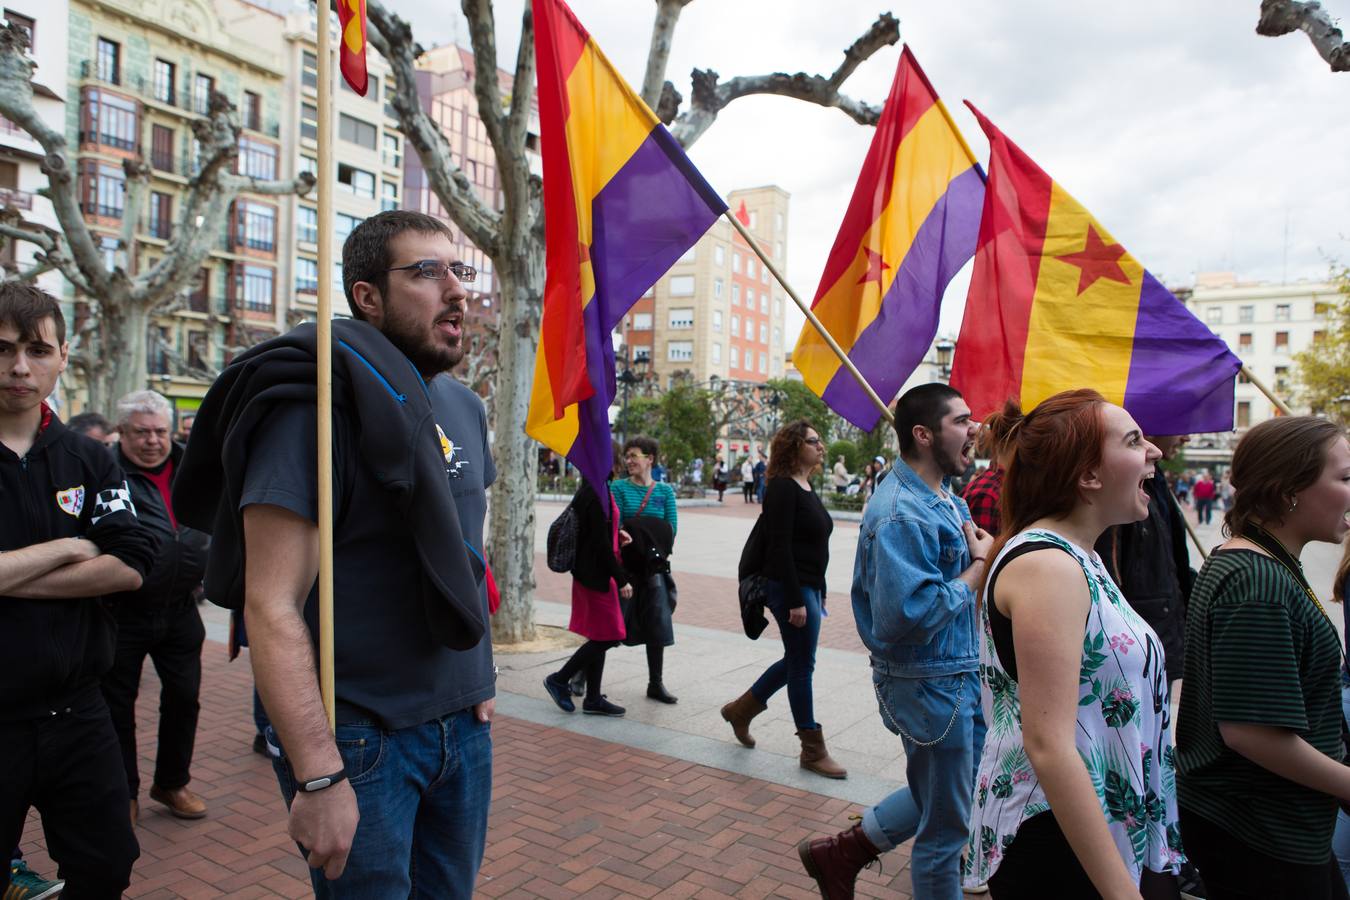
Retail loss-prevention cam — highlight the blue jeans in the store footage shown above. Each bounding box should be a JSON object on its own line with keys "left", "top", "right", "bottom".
{"left": 864, "top": 669, "right": 985, "bottom": 900}
{"left": 1333, "top": 685, "right": 1350, "bottom": 889}
{"left": 750, "top": 580, "right": 822, "bottom": 729}
{"left": 269, "top": 709, "right": 492, "bottom": 898}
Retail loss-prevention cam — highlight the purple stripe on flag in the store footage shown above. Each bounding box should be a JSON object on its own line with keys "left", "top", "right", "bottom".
{"left": 590, "top": 126, "right": 726, "bottom": 333}
{"left": 820, "top": 165, "right": 984, "bottom": 431}
{"left": 569, "top": 289, "right": 620, "bottom": 502}
{"left": 1123, "top": 272, "right": 1241, "bottom": 435}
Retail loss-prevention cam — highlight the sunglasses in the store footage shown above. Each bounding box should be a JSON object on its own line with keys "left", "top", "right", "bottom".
{"left": 385, "top": 260, "right": 477, "bottom": 283}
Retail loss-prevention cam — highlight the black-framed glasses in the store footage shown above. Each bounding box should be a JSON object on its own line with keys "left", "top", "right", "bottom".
{"left": 803, "top": 437, "right": 823, "bottom": 445}
{"left": 385, "top": 260, "right": 477, "bottom": 283}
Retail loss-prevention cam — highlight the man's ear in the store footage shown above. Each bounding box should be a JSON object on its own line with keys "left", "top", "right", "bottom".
{"left": 912, "top": 424, "right": 934, "bottom": 450}
{"left": 350, "top": 281, "right": 383, "bottom": 323}
{"left": 58, "top": 342, "right": 69, "bottom": 375}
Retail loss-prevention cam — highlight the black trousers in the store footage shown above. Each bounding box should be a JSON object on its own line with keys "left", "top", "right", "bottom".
{"left": 0, "top": 688, "right": 139, "bottom": 898}
{"left": 1180, "top": 806, "right": 1349, "bottom": 900}
{"left": 100, "top": 598, "right": 205, "bottom": 794}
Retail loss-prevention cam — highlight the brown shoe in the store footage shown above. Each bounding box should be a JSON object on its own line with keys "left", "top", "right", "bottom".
{"left": 720, "top": 690, "right": 767, "bottom": 748}
{"left": 797, "top": 727, "right": 848, "bottom": 779}
{"left": 149, "top": 784, "right": 208, "bottom": 819}
{"left": 797, "top": 823, "right": 881, "bottom": 900}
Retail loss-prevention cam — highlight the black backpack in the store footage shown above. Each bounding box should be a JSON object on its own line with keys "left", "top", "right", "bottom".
{"left": 546, "top": 499, "right": 579, "bottom": 573}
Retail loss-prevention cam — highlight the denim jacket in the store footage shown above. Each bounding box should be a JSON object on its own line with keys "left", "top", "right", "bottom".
{"left": 851, "top": 457, "right": 979, "bottom": 676}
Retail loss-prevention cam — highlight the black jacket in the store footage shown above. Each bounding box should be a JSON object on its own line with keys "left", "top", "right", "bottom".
{"left": 1095, "top": 462, "right": 1195, "bottom": 682}
{"left": 107, "top": 442, "right": 209, "bottom": 608}
{"left": 172, "top": 319, "right": 486, "bottom": 651}
{"left": 570, "top": 480, "right": 630, "bottom": 593}
{"left": 1, "top": 413, "right": 158, "bottom": 721}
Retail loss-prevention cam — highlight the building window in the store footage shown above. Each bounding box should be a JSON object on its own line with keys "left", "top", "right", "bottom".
{"left": 732, "top": 284, "right": 740, "bottom": 306}
{"left": 81, "top": 161, "right": 125, "bottom": 218}
{"left": 148, "top": 191, "right": 172, "bottom": 239}
{"left": 381, "top": 180, "right": 398, "bottom": 212}
{"left": 1205, "top": 306, "right": 1221, "bottom": 325}
{"left": 4, "top": 10, "right": 34, "bottom": 49}
{"left": 237, "top": 136, "right": 278, "bottom": 179}
{"left": 759, "top": 322, "right": 768, "bottom": 343}
{"left": 1238, "top": 305, "right": 1253, "bottom": 323}
{"left": 335, "top": 212, "right": 362, "bottom": 244}
{"left": 382, "top": 133, "right": 401, "bottom": 168}
{"left": 193, "top": 73, "right": 214, "bottom": 114}
{"left": 631, "top": 312, "right": 653, "bottom": 331}
{"left": 667, "top": 341, "right": 693, "bottom": 362}
{"left": 236, "top": 263, "right": 274, "bottom": 312}
{"left": 1236, "top": 400, "right": 1251, "bottom": 429}
{"left": 713, "top": 278, "right": 723, "bottom": 299}
{"left": 669, "top": 274, "right": 695, "bottom": 296}
{"left": 714, "top": 245, "right": 725, "bottom": 266}
{"left": 301, "top": 103, "right": 318, "bottom": 140}
{"left": 733, "top": 252, "right": 741, "bottom": 273}
{"left": 337, "top": 163, "right": 375, "bottom": 198}
{"left": 235, "top": 200, "right": 276, "bottom": 252}
{"left": 668, "top": 307, "right": 694, "bottom": 329}
{"left": 1275, "top": 303, "right": 1291, "bottom": 321}
{"left": 1316, "top": 301, "right": 1332, "bottom": 319}
{"left": 775, "top": 297, "right": 783, "bottom": 316}
{"left": 776, "top": 212, "right": 784, "bottom": 233}
{"left": 1274, "top": 331, "right": 1289, "bottom": 354}
{"left": 730, "top": 346, "right": 740, "bottom": 369}
{"left": 295, "top": 257, "right": 319, "bottom": 293}
{"left": 1315, "top": 330, "right": 1326, "bottom": 345}
{"left": 711, "top": 342, "right": 721, "bottom": 363}
{"left": 632, "top": 345, "right": 651, "bottom": 363}
{"left": 188, "top": 267, "right": 211, "bottom": 313}
{"left": 1238, "top": 332, "right": 1252, "bottom": 352}
{"left": 82, "top": 88, "right": 138, "bottom": 151}
{"left": 760, "top": 293, "right": 768, "bottom": 314}
{"left": 338, "top": 113, "right": 377, "bottom": 149}
{"left": 750, "top": 210, "right": 758, "bottom": 229}
{"left": 243, "top": 91, "right": 262, "bottom": 131}
{"left": 758, "top": 352, "right": 767, "bottom": 374}
{"left": 98, "top": 235, "right": 118, "bottom": 270}
{"left": 1275, "top": 365, "right": 1290, "bottom": 392}
{"left": 297, "top": 206, "right": 318, "bottom": 244}
{"left": 731, "top": 315, "right": 740, "bottom": 338}
{"left": 712, "top": 310, "right": 722, "bottom": 331}
{"left": 773, "top": 326, "right": 781, "bottom": 346}
{"left": 96, "top": 37, "right": 120, "bottom": 84}
{"left": 153, "top": 59, "right": 175, "bottom": 105}
{"left": 302, "top": 51, "right": 317, "bottom": 90}
{"left": 299, "top": 155, "right": 317, "bottom": 178}
{"left": 747, "top": 257, "right": 757, "bottom": 279}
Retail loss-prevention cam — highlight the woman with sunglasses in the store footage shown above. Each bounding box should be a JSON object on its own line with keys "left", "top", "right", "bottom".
{"left": 721, "top": 419, "right": 846, "bottom": 778}
{"left": 1177, "top": 416, "right": 1350, "bottom": 900}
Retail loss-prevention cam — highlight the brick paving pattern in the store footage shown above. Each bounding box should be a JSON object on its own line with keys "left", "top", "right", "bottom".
{"left": 18, "top": 637, "right": 912, "bottom": 898}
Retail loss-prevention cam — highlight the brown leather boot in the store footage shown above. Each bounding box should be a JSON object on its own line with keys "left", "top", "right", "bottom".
{"left": 149, "top": 783, "right": 208, "bottom": 819}
{"left": 797, "top": 823, "right": 880, "bottom": 900}
{"left": 720, "top": 690, "right": 767, "bottom": 747}
{"left": 797, "top": 727, "right": 847, "bottom": 779}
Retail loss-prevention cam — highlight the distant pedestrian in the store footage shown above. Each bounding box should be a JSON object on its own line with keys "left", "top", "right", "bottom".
{"left": 692, "top": 456, "right": 704, "bottom": 490}
{"left": 831, "top": 455, "right": 850, "bottom": 494}
{"left": 713, "top": 459, "right": 729, "bottom": 502}
{"left": 721, "top": 420, "right": 845, "bottom": 779}
{"left": 741, "top": 457, "right": 755, "bottom": 502}
{"left": 753, "top": 453, "right": 767, "bottom": 504}
{"left": 67, "top": 410, "right": 113, "bottom": 443}
{"left": 1177, "top": 416, "right": 1350, "bottom": 900}
{"left": 1193, "top": 470, "right": 1216, "bottom": 525}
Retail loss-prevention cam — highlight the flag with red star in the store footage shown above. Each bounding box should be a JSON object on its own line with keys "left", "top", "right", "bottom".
{"left": 950, "top": 103, "right": 1241, "bottom": 434}
{"left": 792, "top": 47, "right": 984, "bottom": 431}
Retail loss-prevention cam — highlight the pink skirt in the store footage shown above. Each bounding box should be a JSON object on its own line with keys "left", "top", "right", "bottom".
{"left": 569, "top": 579, "right": 626, "bottom": 642}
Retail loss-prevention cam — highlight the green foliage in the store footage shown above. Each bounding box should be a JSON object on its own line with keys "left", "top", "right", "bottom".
{"left": 825, "top": 491, "right": 865, "bottom": 512}
{"left": 1295, "top": 267, "right": 1350, "bottom": 424}
{"left": 624, "top": 383, "right": 716, "bottom": 483}
{"left": 827, "top": 439, "right": 860, "bottom": 472}
{"left": 856, "top": 420, "right": 892, "bottom": 468}
{"left": 766, "top": 378, "right": 833, "bottom": 444}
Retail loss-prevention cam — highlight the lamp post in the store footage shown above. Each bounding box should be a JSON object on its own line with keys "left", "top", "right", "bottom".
{"left": 935, "top": 338, "right": 955, "bottom": 382}
{"left": 617, "top": 362, "right": 640, "bottom": 447}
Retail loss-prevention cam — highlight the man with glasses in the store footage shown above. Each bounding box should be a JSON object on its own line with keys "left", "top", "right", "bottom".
{"left": 175, "top": 211, "right": 495, "bottom": 896}
{"left": 102, "top": 390, "right": 211, "bottom": 825}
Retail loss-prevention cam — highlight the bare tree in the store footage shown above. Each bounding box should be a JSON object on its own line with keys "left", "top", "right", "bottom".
{"left": 368, "top": 0, "right": 899, "bottom": 641}
{"left": 1258, "top": 0, "right": 1350, "bottom": 70}
{"left": 0, "top": 23, "right": 315, "bottom": 412}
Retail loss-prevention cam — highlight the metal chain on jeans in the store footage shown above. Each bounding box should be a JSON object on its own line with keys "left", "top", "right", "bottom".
{"left": 873, "top": 672, "right": 966, "bottom": 748}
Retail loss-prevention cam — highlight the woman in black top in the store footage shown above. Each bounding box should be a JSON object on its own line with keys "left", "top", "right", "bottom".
{"left": 720, "top": 420, "right": 845, "bottom": 778}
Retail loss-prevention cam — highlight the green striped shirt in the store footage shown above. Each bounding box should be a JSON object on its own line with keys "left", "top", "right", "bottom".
{"left": 1176, "top": 549, "right": 1344, "bottom": 865}
{"left": 610, "top": 479, "right": 678, "bottom": 534}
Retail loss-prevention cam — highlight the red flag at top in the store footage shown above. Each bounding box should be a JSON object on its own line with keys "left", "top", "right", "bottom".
{"left": 336, "top": 0, "right": 368, "bottom": 96}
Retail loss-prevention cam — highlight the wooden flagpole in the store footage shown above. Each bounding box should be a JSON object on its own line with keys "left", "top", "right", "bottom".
{"left": 1240, "top": 363, "right": 1294, "bottom": 416}
{"left": 722, "top": 211, "right": 896, "bottom": 426}
{"left": 315, "top": 2, "right": 336, "bottom": 730}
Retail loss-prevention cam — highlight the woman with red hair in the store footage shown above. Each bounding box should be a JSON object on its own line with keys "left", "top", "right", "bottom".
{"left": 962, "top": 390, "right": 1182, "bottom": 899}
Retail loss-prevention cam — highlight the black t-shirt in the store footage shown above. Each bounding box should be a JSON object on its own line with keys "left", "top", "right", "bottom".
{"left": 240, "top": 375, "right": 495, "bottom": 730}
{"left": 761, "top": 476, "right": 833, "bottom": 603}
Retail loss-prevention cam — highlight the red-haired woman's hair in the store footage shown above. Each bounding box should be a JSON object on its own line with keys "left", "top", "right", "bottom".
{"left": 981, "top": 389, "right": 1108, "bottom": 600}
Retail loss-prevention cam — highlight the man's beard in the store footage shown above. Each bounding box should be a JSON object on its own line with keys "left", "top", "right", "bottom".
{"left": 933, "top": 440, "right": 966, "bottom": 478}
{"left": 382, "top": 305, "right": 464, "bottom": 376}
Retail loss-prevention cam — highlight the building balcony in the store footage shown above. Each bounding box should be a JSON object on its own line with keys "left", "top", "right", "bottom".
{"left": 0, "top": 188, "right": 34, "bottom": 210}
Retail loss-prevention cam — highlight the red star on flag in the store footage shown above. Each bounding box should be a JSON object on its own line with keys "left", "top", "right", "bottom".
{"left": 1055, "top": 225, "right": 1131, "bottom": 294}
{"left": 855, "top": 247, "right": 890, "bottom": 285}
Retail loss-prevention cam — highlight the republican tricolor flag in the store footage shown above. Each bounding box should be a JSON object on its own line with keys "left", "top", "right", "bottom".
{"left": 526, "top": 0, "right": 726, "bottom": 493}
{"left": 793, "top": 47, "right": 984, "bottom": 431}
{"left": 950, "top": 104, "right": 1241, "bottom": 434}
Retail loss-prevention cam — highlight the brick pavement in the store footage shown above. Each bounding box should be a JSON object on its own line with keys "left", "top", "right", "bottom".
{"left": 17, "top": 637, "right": 911, "bottom": 898}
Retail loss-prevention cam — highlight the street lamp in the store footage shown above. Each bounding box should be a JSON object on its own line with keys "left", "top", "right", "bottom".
{"left": 617, "top": 362, "right": 641, "bottom": 446}
{"left": 935, "top": 338, "right": 955, "bottom": 382}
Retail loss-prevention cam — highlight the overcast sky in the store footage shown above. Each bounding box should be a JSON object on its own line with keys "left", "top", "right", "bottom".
{"left": 388, "top": 0, "right": 1349, "bottom": 340}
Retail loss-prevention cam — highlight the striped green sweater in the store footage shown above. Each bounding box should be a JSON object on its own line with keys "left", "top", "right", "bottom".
{"left": 1175, "top": 549, "right": 1344, "bottom": 865}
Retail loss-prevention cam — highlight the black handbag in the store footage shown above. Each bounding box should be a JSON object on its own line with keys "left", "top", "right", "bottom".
{"left": 737, "top": 515, "right": 770, "bottom": 639}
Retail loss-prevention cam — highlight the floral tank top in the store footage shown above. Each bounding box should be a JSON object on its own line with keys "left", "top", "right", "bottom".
{"left": 962, "top": 529, "right": 1184, "bottom": 887}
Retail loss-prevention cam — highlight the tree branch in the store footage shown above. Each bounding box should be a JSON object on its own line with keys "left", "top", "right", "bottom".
{"left": 505, "top": 4, "right": 536, "bottom": 156}
{"left": 366, "top": 0, "right": 501, "bottom": 255}
{"left": 641, "top": 0, "right": 694, "bottom": 111}
{"left": 670, "top": 12, "right": 900, "bottom": 148}
{"left": 1258, "top": 0, "right": 1350, "bottom": 71}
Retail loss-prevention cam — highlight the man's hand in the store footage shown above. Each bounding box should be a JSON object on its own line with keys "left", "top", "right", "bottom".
{"left": 618, "top": 529, "right": 633, "bottom": 547}
{"left": 289, "top": 780, "right": 360, "bottom": 880}
{"left": 473, "top": 698, "right": 495, "bottom": 723}
{"left": 788, "top": 606, "right": 807, "bottom": 628}
{"left": 619, "top": 584, "right": 633, "bottom": 600}
{"left": 963, "top": 521, "right": 994, "bottom": 563}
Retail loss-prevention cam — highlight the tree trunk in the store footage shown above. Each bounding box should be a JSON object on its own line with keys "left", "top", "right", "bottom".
{"left": 487, "top": 238, "right": 545, "bottom": 643}
{"left": 99, "top": 293, "right": 150, "bottom": 409}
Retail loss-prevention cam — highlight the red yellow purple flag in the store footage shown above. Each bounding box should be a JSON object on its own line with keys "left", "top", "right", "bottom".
{"left": 792, "top": 47, "right": 984, "bottom": 431}
{"left": 336, "top": 0, "right": 368, "bottom": 96}
{"left": 950, "top": 104, "right": 1240, "bottom": 433}
{"left": 526, "top": 0, "right": 726, "bottom": 493}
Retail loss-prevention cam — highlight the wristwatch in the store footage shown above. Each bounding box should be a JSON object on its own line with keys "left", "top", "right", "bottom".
{"left": 296, "top": 768, "right": 348, "bottom": 793}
